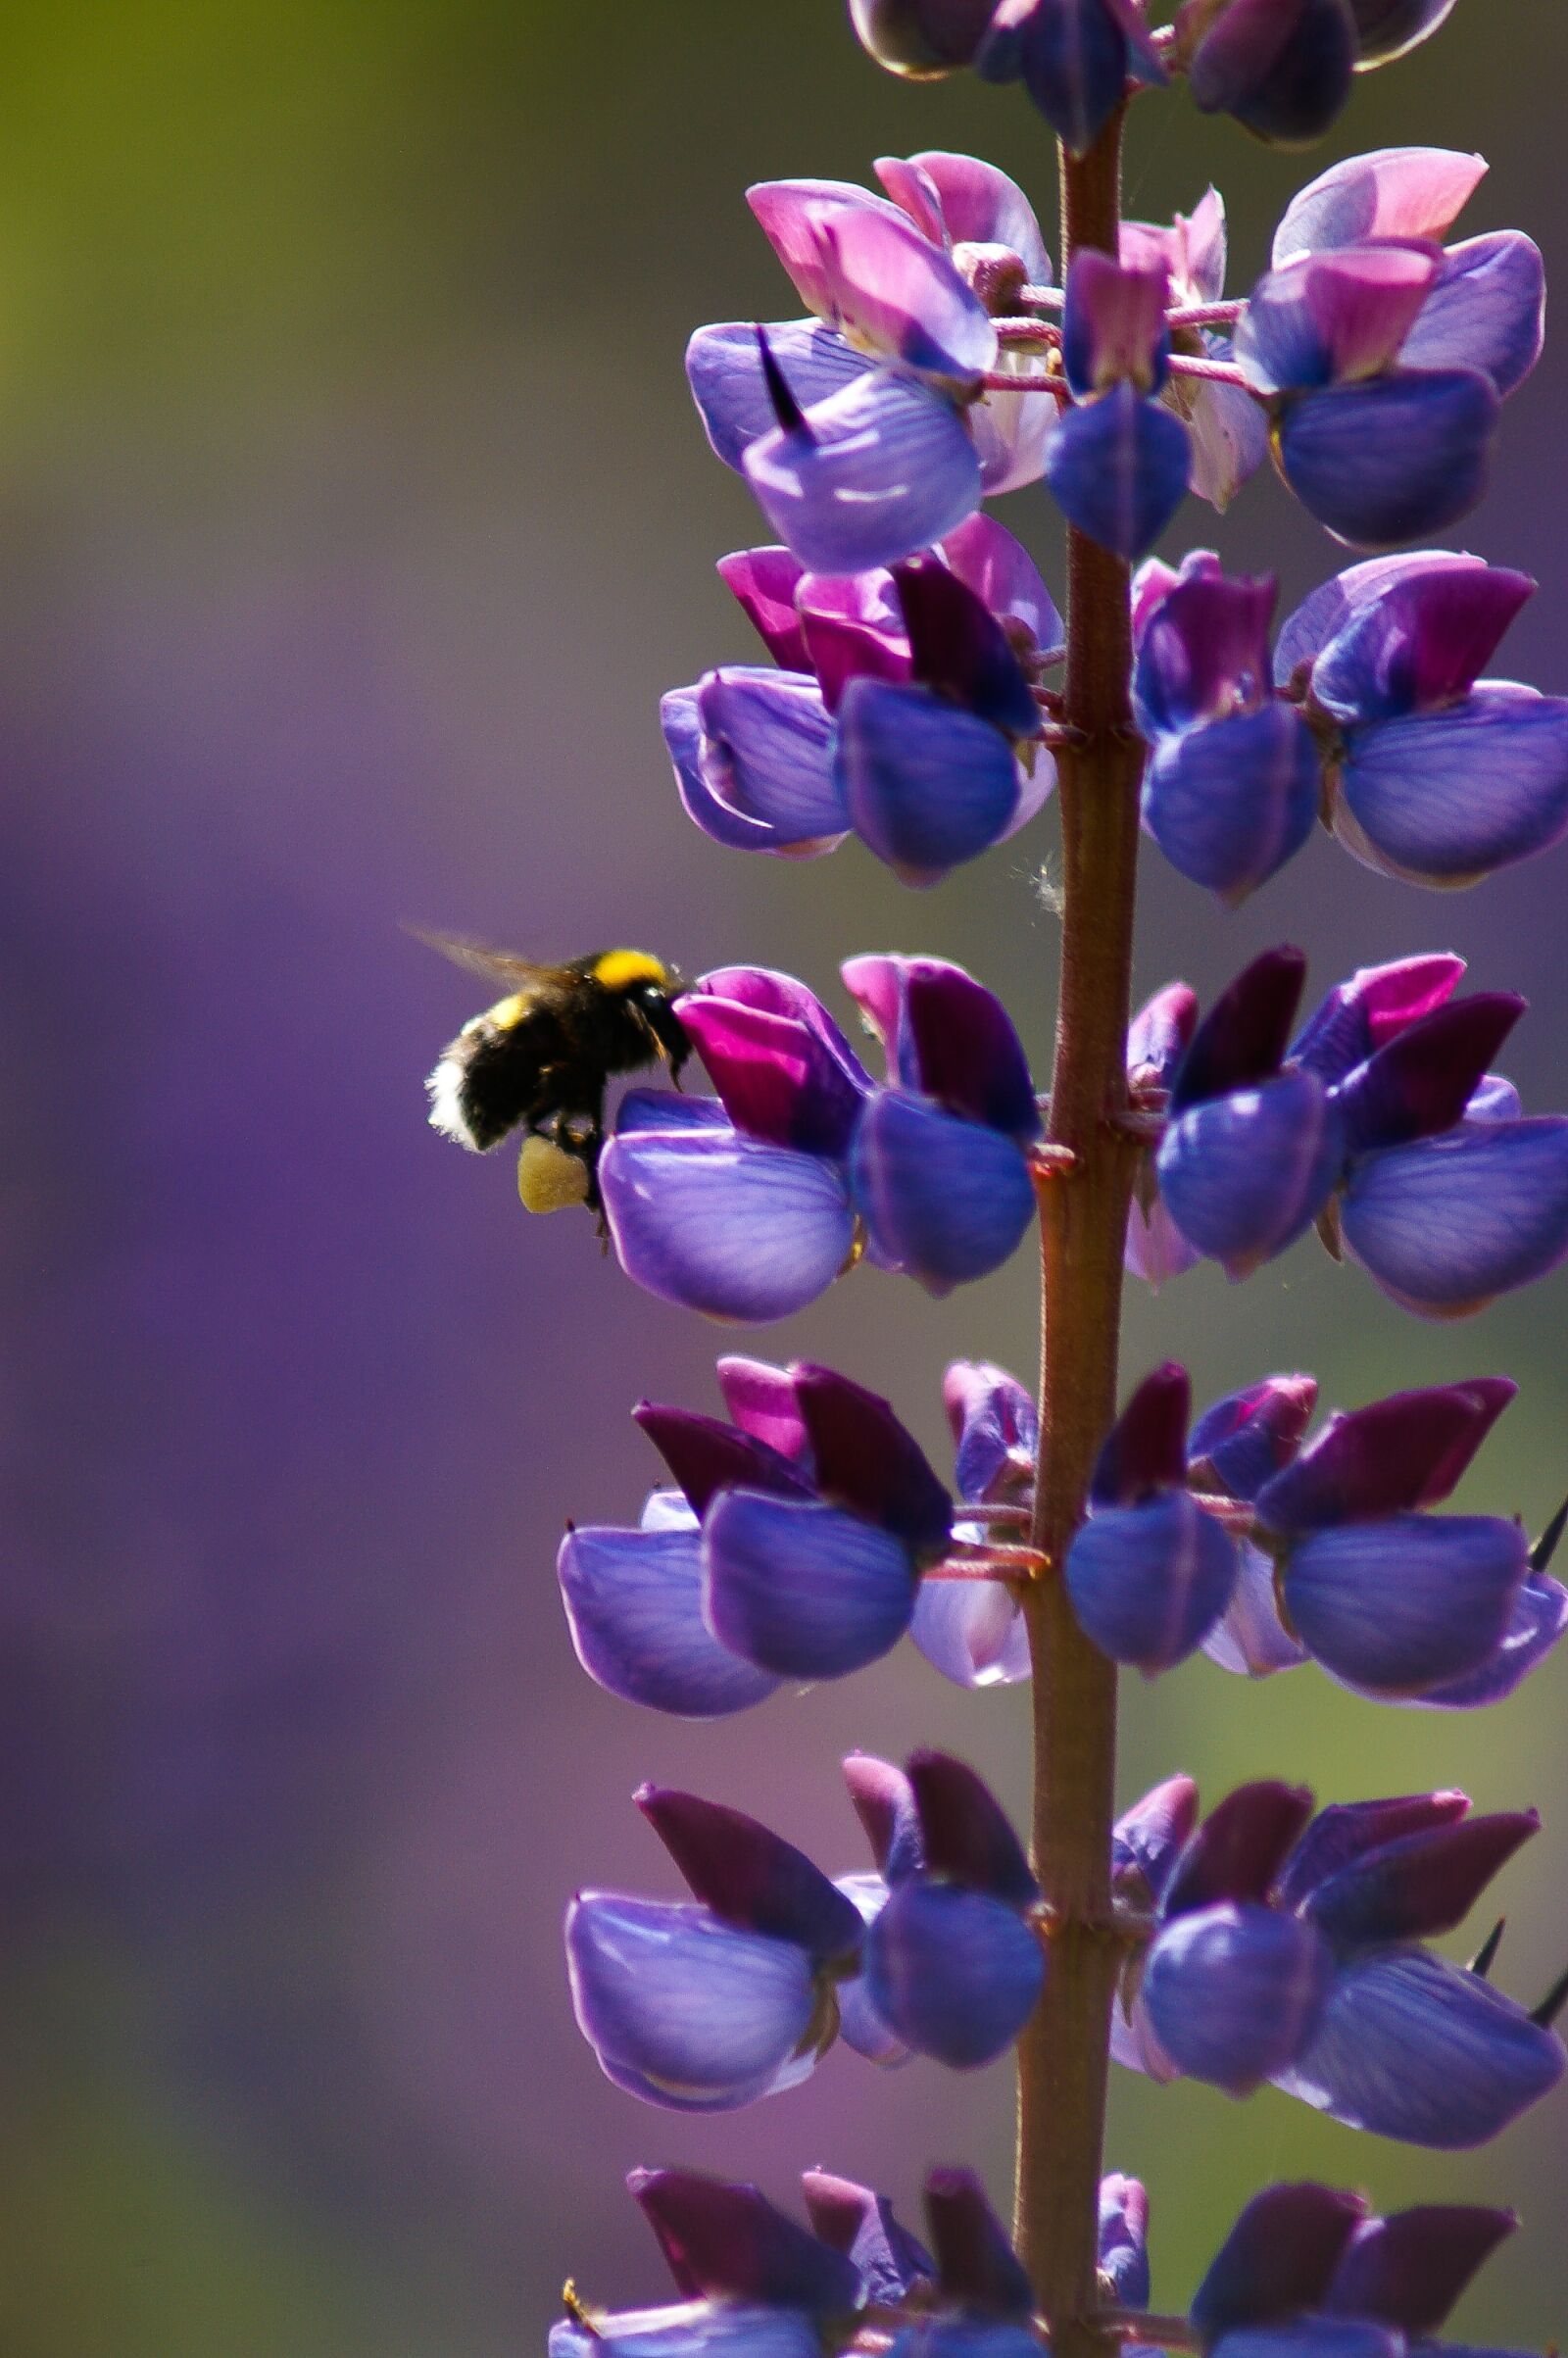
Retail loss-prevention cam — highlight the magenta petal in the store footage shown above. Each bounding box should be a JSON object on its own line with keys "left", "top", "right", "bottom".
{"left": 746, "top": 178, "right": 910, "bottom": 319}
{"left": 797, "top": 567, "right": 911, "bottom": 713}
{"left": 629, "top": 2170, "right": 864, "bottom": 2315}
{"left": 1308, "top": 560, "right": 1535, "bottom": 724}
{"left": 676, "top": 996, "right": 865, "bottom": 1156}
{"left": 940, "top": 513, "right": 1063, "bottom": 655}
{"left": 813, "top": 204, "right": 998, "bottom": 388}
{"left": 636, "top": 1788, "right": 864, "bottom": 1962}
{"left": 715, "top": 1357, "right": 810, "bottom": 1462}
{"left": 904, "top": 150, "right": 1052, "bottom": 284}
{"left": 600, "top": 1127, "right": 855, "bottom": 1324}
{"left": 717, "top": 547, "right": 809, "bottom": 669}
{"left": 743, "top": 369, "right": 983, "bottom": 576}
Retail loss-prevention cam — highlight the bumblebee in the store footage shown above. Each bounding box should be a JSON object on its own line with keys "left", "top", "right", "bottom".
{"left": 421, "top": 934, "right": 690, "bottom": 1204}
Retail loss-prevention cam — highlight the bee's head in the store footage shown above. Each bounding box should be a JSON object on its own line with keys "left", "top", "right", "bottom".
{"left": 633, "top": 978, "right": 691, "bottom": 1075}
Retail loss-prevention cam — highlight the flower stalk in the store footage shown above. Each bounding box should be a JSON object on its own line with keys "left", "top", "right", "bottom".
{"left": 1014, "top": 105, "right": 1142, "bottom": 2355}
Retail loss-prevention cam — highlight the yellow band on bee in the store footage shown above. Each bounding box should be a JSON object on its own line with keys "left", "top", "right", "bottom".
{"left": 478, "top": 992, "right": 529, "bottom": 1030}
{"left": 590, "top": 950, "right": 669, "bottom": 992}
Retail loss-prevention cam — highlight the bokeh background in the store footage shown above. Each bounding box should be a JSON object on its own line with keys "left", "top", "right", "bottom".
{"left": 5, "top": 4, "right": 1567, "bottom": 2350}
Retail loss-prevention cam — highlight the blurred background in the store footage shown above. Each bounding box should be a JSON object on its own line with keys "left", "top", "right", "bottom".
{"left": 3, "top": 3, "right": 1567, "bottom": 2350}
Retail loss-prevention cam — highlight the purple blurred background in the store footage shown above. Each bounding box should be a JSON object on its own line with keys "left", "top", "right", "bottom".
{"left": 4, "top": 5, "right": 1566, "bottom": 2349}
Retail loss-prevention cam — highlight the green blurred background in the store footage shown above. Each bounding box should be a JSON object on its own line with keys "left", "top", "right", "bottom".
{"left": 3, "top": 4, "right": 1566, "bottom": 2352}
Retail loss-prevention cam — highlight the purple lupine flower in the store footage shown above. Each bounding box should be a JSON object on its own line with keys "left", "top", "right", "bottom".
{"left": 600, "top": 956, "right": 1045, "bottom": 1316}
{"left": 1271, "top": 145, "right": 1544, "bottom": 403}
{"left": 1113, "top": 1775, "right": 1565, "bottom": 2142}
{"left": 1153, "top": 947, "right": 1347, "bottom": 1276}
{"left": 1143, "top": 948, "right": 1568, "bottom": 1309}
{"left": 559, "top": 1357, "right": 953, "bottom": 1700}
{"left": 1124, "top": 980, "right": 1203, "bottom": 1285}
{"left": 849, "top": 1750, "right": 1047, "bottom": 2068}
{"left": 973, "top": 0, "right": 1166, "bottom": 157}
{"left": 1235, "top": 151, "right": 1542, "bottom": 548}
{"left": 1190, "top": 2178, "right": 1514, "bottom": 2355}
{"left": 548, "top": 2163, "right": 906, "bottom": 2358}
{"left": 1192, "top": 1370, "right": 1568, "bottom": 1704}
{"left": 909, "top": 1360, "right": 1037, "bottom": 1689}
{"left": 1123, "top": 188, "right": 1269, "bottom": 509}
{"left": 565, "top": 1787, "right": 865, "bottom": 2110}
{"left": 1179, "top": 0, "right": 1459, "bottom": 147}
{"left": 1133, "top": 552, "right": 1321, "bottom": 900}
{"left": 1044, "top": 251, "right": 1191, "bottom": 559}
{"left": 665, "top": 518, "right": 1059, "bottom": 883}
{"left": 1277, "top": 552, "right": 1568, "bottom": 887}
{"left": 686, "top": 151, "right": 1057, "bottom": 569}
{"left": 1065, "top": 1362, "right": 1239, "bottom": 1672}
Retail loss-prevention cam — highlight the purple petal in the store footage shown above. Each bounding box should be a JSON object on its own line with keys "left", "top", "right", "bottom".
{"left": 850, "top": 1088, "right": 1036, "bottom": 1294}
{"left": 1272, "top": 146, "right": 1488, "bottom": 266}
{"left": 1307, "top": 559, "right": 1534, "bottom": 724}
{"left": 565, "top": 1894, "right": 822, "bottom": 2110}
{"left": 1202, "top": 1542, "right": 1310, "bottom": 1678}
{"left": 977, "top": 0, "right": 1147, "bottom": 157}
{"left": 1180, "top": 367, "right": 1271, "bottom": 511}
{"left": 909, "top": 1579, "right": 1030, "bottom": 1688}
{"left": 1091, "top": 1361, "right": 1192, "bottom": 1504}
{"left": 1044, "top": 383, "right": 1191, "bottom": 562}
{"left": 553, "top": 2306, "right": 826, "bottom": 2358}
{"left": 1341, "top": 1116, "right": 1568, "bottom": 1316}
{"left": 1143, "top": 705, "right": 1321, "bottom": 902}
{"left": 1122, "top": 187, "right": 1227, "bottom": 306}
{"left": 1192, "top": 2182, "right": 1367, "bottom": 2344}
{"left": 1334, "top": 687, "right": 1568, "bottom": 885}
{"left": 1275, "top": 1791, "right": 1472, "bottom": 1910}
{"left": 1282, "top": 1512, "right": 1528, "bottom": 1697}
{"left": 792, "top": 1362, "right": 953, "bottom": 1559}
{"left": 1290, "top": 950, "right": 1465, "bottom": 1084}
{"left": 694, "top": 965, "right": 872, "bottom": 1092}
{"left": 637, "top": 1788, "right": 863, "bottom": 1962}
{"left": 844, "top": 956, "right": 1040, "bottom": 1137}
{"left": 966, "top": 350, "right": 1058, "bottom": 495}
{"left": 1157, "top": 1072, "right": 1345, "bottom": 1277}
{"left": 1278, "top": 1946, "right": 1565, "bottom": 2146}
{"left": 1413, "top": 1570, "right": 1568, "bottom": 1707}
{"left": 1133, "top": 564, "right": 1278, "bottom": 734}
{"left": 600, "top": 1127, "right": 855, "bottom": 1324}
{"left": 747, "top": 178, "right": 911, "bottom": 319}
{"left": 893, "top": 555, "right": 1039, "bottom": 737}
{"left": 1062, "top": 251, "right": 1169, "bottom": 397}
{"left": 1171, "top": 945, "right": 1306, "bottom": 1108}
{"left": 801, "top": 2168, "right": 932, "bottom": 2299}
{"left": 1275, "top": 370, "right": 1499, "bottom": 551}
{"left": 1190, "top": 1375, "right": 1318, "bottom": 1502}
{"left": 662, "top": 688, "right": 820, "bottom": 856}
{"left": 812, "top": 204, "right": 998, "bottom": 388}
{"left": 1348, "top": 0, "right": 1461, "bottom": 64}
{"left": 559, "top": 1525, "right": 782, "bottom": 1718}
{"left": 1067, "top": 1491, "right": 1237, "bottom": 1671}
{"left": 715, "top": 1356, "right": 810, "bottom": 1462}
{"left": 1124, "top": 1192, "right": 1203, "bottom": 1287}
{"left": 616, "top": 1088, "right": 734, "bottom": 1136}
{"left": 743, "top": 368, "right": 982, "bottom": 576}
{"left": 630, "top": 2169, "right": 865, "bottom": 2313}
{"left": 831, "top": 1873, "right": 909, "bottom": 2068}
{"left": 907, "top": 1750, "right": 1037, "bottom": 1905}
{"left": 797, "top": 566, "right": 911, "bottom": 714}
{"left": 1098, "top": 2175, "right": 1150, "bottom": 2309}
{"left": 692, "top": 669, "right": 847, "bottom": 850}
{"left": 896, "top": 150, "right": 1052, "bottom": 285}
{"left": 940, "top": 513, "right": 1063, "bottom": 655}
{"left": 865, "top": 1881, "right": 1043, "bottom": 2067}
{"left": 1254, "top": 1376, "right": 1514, "bottom": 1531}
{"left": 1141, "top": 1903, "right": 1332, "bottom": 2092}
{"left": 844, "top": 1753, "right": 924, "bottom": 1884}
{"left": 835, "top": 679, "right": 1031, "bottom": 888}
{"left": 1202, "top": 2330, "right": 1399, "bottom": 2358}
{"left": 716, "top": 547, "right": 809, "bottom": 669}
{"left": 1113, "top": 1773, "right": 1200, "bottom": 1904}
{"left": 687, "top": 319, "right": 871, "bottom": 470}
{"left": 1242, "top": 245, "right": 1442, "bottom": 392}
{"left": 1323, "top": 2203, "right": 1515, "bottom": 2333}
{"left": 1189, "top": 0, "right": 1356, "bottom": 144}
{"left": 703, "top": 1488, "right": 918, "bottom": 1679}
{"left": 922, "top": 2168, "right": 1033, "bottom": 2317}
{"left": 1399, "top": 231, "right": 1545, "bottom": 399}
{"left": 676, "top": 997, "right": 865, "bottom": 1156}
{"left": 945, "top": 1358, "right": 1038, "bottom": 1502}
{"left": 1128, "top": 979, "right": 1200, "bottom": 1084}
{"left": 1277, "top": 550, "right": 1482, "bottom": 687}
{"left": 1165, "top": 1780, "right": 1316, "bottom": 1914}
{"left": 1301, "top": 1810, "right": 1539, "bottom": 1949}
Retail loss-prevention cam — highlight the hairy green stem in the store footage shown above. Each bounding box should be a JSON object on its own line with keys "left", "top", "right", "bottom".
{"left": 1013, "top": 107, "right": 1143, "bottom": 2358}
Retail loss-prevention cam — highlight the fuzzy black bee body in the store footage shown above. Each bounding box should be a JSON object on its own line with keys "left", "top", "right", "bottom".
{"left": 422, "top": 939, "right": 690, "bottom": 1191}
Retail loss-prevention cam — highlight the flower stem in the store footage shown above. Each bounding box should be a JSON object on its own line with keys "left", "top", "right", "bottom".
{"left": 1013, "top": 106, "right": 1142, "bottom": 2358}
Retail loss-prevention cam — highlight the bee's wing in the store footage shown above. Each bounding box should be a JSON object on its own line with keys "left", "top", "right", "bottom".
{"left": 405, "top": 924, "right": 561, "bottom": 990}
